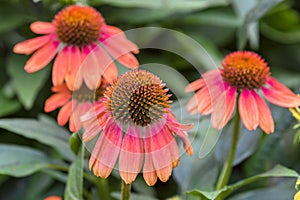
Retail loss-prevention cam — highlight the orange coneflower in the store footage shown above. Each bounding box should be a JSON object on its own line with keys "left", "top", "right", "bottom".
{"left": 186, "top": 51, "right": 300, "bottom": 134}
{"left": 81, "top": 70, "right": 193, "bottom": 186}
{"left": 14, "top": 5, "right": 139, "bottom": 90}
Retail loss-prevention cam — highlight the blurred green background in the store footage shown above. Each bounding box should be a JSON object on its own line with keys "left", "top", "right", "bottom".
{"left": 0, "top": 0, "right": 300, "bottom": 199}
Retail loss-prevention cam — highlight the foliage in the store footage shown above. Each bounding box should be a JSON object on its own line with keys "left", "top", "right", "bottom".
{"left": 0, "top": 0, "right": 300, "bottom": 199}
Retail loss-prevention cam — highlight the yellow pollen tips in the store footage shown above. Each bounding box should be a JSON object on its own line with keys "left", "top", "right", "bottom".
{"left": 221, "top": 51, "right": 271, "bottom": 90}
{"left": 53, "top": 5, "right": 104, "bottom": 46}
{"left": 107, "top": 70, "right": 171, "bottom": 126}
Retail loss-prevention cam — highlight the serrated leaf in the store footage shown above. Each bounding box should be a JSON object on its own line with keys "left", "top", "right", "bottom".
{"left": 0, "top": 144, "right": 51, "bottom": 177}
{"left": 64, "top": 144, "right": 84, "bottom": 200}
{"left": 0, "top": 118, "right": 75, "bottom": 161}
{"left": 7, "top": 54, "right": 50, "bottom": 109}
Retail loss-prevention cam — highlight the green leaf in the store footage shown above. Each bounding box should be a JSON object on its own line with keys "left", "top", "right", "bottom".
{"left": 0, "top": 144, "right": 51, "bottom": 177}
{"left": 234, "top": 0, "right": 284, "bottom": 49}
{"left": 0, "top": 117, "right": 75, "bottom": 161}
{"left": 64, "top": 144, "right": 84, "bottom": 200}
{"left": 91, "top": 0, "right": 228, "bottom": 11}
{"left": 0, "top": 89, "right": 21, "bottom": 117}
{"left": 7, "top": 54, "right": 50, "bottom": 109}
{"left": 187, "top": 165, "right": 299, "bottom": 199}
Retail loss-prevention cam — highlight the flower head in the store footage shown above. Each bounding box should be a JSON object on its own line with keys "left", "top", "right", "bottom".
{"left": 44, "top": 196, "right": 62, "bottom": 200}
{"left": 45, "top": 80, "right": 108, "bottom": 132}
{"left": 295, "top": 191, "right": 300, "bottom": 200}
{"left": 186, "top": 51, "right": 300, "bottom": 134}
{"left": 13, "top": 5, "right": 139, "bottom": 91}
{"left": 81, "top": 69, "right": 193, "bottom": 186}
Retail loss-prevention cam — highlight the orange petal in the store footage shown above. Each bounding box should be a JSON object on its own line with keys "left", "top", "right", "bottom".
{"left": 13, "top": 35, "right": 52, "bottom": 55}
{"left": 65, "top": 46, "right": 83, "bottom": 91}
{"left": 119, "top": 127, "right": 144, "bottom": 184}
{"left": 30, "top": 21, "right": 55, "bottom": 34}
{"left": 52, "top": 46, "right": 69, "bottom": 86}
{"left": 238, "top": 89, "right": 259, "bottom": 131}
{"left": 252, "top": 91, "right": 274, "bottom": 134}
{"left": 24, "top": 41, "right": 59, "bottom": 73}
{"left": 57, "top": 100, "right": 73, "bottom": 126}
{"left": 185, "top": 78, "right": 205, "bottom": 92}
{"left": 262, "top": 86, "right": 300, "bottom": 108}
{"left": 44, "top": 93, "right": 71, "bottom": 112}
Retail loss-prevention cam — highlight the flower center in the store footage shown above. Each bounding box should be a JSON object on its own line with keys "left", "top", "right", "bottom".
{"left": 53, "top": 5, "right": 104, "bottom": 46}
{"left": 107, "top": 70, "right": 171, "bottom": 127}
{"left": 221, "top": 51, "right": 271, "bottom": 90}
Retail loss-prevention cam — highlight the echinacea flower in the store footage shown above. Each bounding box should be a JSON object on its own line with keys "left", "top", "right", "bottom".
{"left": 81, "top": 69, "right": 193, "bottom": 186}
{"left": 45, "top": 80, "right": 108, "bottom": 132}
{"left": 186, "top": 51, "right": 300, "bottom": 134}
{"left": 44, "top": 196, "right": 61, "bottom": 200}
{"left": 13, "top": 4, "right": 139, "bottom": 90}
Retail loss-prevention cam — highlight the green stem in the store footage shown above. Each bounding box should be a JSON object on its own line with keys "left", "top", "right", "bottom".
{"left": 121, "top": 180, "right": 131, "bottom": 200}
{"left": 216, "top": 103, "right": 241, "bottom": 190}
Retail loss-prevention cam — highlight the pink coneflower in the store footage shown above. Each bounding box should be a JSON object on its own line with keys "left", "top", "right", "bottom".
{"left": 45, "top": 80, "right": 108, "bottom": 132}
{"left": 81, "top": 70, "right": 193, "bottom": 186}
{"left": 13, "top": 5, "right": 139, "bottom": 90}
{"left": 186, "top": 51, "right": 300, "bottom": 134}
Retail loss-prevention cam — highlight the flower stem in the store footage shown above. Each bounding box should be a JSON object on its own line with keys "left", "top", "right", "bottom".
{"left": 121, "top": 180, "right": 131, "bottom": 200}
{"left": 216, "top": 105, "right": 241, "bottom": 190}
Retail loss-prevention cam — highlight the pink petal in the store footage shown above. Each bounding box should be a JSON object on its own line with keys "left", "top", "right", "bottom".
{"left": 82, "top": 119, "right": 102, "bottom": 142}
{"left": 101, "top": 25, "right": 139, "bottom": 54}
{"left": 57, "top": 100, "right": 73, "bottom": 126}
{"left": 211, "top": 86, "right": 236, "bottom": 129}
{"left": 64, "top": 46, "right": 83, "bottom": 91}
{"left": 52, "top": 46, "right": 69, "bottom": 86}
{"left": 30, "top": 21, "right": 55, "bottom": 34}
{"left": 185, "top": 78, "right": 205, "bottom": 92}
{"left": 71, "top": 102, "right": 92, "bottom": 132}
{"left": 89, "top": 123, "right": 122, "bottom": 179}
{"left": 238, "top": 89, "right": 259, "bottom": 131}
{"left": 80, "top": 46, "right": 102, "bottom": 90}
{"left": 252, "top": 91, "right": 274, "bottom": 134}
{"left": 81, "top": 45, "right": 117, "bottom": 89}
{"left": 24, "top": 41, "right": 59, "bottom": 73}
{"left": 119, "top": 127, "right": 144, "bottom": 184}
{"left": 13, "top": 35, "right": 52, "bottom": 55}
{"left": 262, "top": 86, "right": 300, "bottom": 107}
{"left": 266, "top": 77, "right": 295, "bottom": 95}
{"left": 44, "top": 93, "right": 71, "bottom": 112}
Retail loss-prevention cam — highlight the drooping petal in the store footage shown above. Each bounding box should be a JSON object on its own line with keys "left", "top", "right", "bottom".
{"left": 101, "top": 25, "right": 139, "bottom": 54}
{"left": 13, "top": 35, "right": 52, "bottom": 55}
{"left": 57, "top": 100, "right": 73, "bottom": 126}
{"left": 52, "top": 46, "right": 69, "bottom": 86}
{"left": 100, "top": 26, "right": 139, "bottom": 68}
{"left": 44, "top": 92, "right": 71, "bottom": 112}
{"left": 143, "top": 126, "right": 158, "bottom": 186}
{"left": 24, "top": 41, "right": 59, "bottom": 73}
{"left": 51, "top": 84, "right": 69, "bottom": 93}
{"left": 119, "top": 127, "right": 144, "bottom": 184}
{"left": 89, "top": 123, "right": 122, "bottom": 179}
{"left": 238, "top": 89, "right": 259, "bottom": 131}
{"left": 252, "top": 91, "right": 274, "bottom": 134}
{"left": 81, "top": 45, "right": 117, "bottom": 89}
{"left": 262, "top": 86, "right": 300, "bottom": 108}
{"left": 211, "top": 86, "right": 236, "bottom": 129}
{"left": 185, "top": 78, "right": 205, "bottom": 92}
{"left": 71, "top": 102, "right": 93, "bottom": 132}
{"left": 30, "top": 21, "right": 55, "bottom": 34}
{"left": 65, "top": 45, "right": 83, "bottom": 91}
{"left": 266, "top": 77, "right": 296, "bottom": 95}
